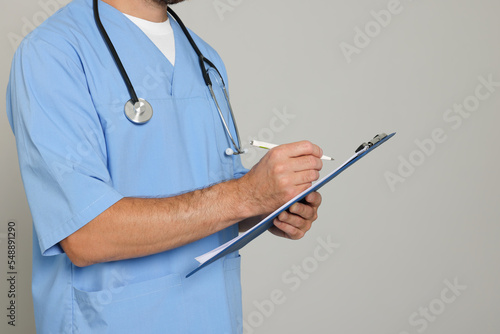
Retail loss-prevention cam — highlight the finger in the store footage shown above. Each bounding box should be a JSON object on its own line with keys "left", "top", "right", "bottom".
{"left": 304, "top": 192, "right": 322, "bottom": 208}
{"left": 268, "top": 225, "right": 288, "bottom": 238}
{"left": 273, "top": 219, "right": 306, "bottom": 240}
{"left": 278, "top": 141, "right": 323, "bottom": 159}
{"left": 293, "top": 169, "right": 320, "bottom": 186}
{"left": 288, "top": 202, "right": 315, "bottom": 220}
{"left": 278, "top": 211, "right": 311, "bottom": 232}
{"left": 288, "top": 155, "right": 323, "bottom": 173}
{"left": 269, "top": 155, "right": 322, "bottom": 177}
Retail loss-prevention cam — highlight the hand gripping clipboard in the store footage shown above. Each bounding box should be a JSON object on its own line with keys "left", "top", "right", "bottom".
{"left": 187, "top": 132, "right": 396, "bottom": 278}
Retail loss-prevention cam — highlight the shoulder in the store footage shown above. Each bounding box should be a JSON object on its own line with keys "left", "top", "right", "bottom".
{"left": 15, "top": 0, "right": 93, "bottom": 64}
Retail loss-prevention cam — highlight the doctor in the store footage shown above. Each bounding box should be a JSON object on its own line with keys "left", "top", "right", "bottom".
{"left": 7, "top": 0, "right": 323, "bottom": 332}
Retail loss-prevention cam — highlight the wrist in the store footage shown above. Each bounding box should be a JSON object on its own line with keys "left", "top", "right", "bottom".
{"left": 232, "top": 174, "right": 261, "bottom": 218}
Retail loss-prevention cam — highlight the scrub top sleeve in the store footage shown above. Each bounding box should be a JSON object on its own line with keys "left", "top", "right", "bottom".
{"left": 8, "top": 36, "right": 124, "bottom": 256}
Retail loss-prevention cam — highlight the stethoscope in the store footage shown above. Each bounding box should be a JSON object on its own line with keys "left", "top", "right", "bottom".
{"left": 93, "top": 0, "right": 246, "bottom": 155}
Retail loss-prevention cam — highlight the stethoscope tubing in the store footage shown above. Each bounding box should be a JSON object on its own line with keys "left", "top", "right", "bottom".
{"left": 93, "top": 0, "right": 139, "bottom": 104}
{"left": 92, "top": 0, "right": 245, "bottom": 154}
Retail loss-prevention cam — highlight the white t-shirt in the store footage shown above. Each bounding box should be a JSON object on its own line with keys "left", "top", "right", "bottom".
{"left": 124, "top": 13, "right": 176, "bottom": 66}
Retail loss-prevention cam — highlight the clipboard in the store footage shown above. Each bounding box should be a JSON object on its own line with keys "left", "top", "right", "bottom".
{"left": 187, "top": 132, "right": 396, "bottom": 278}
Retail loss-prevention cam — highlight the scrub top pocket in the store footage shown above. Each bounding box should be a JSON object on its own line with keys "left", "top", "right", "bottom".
{"left": 73, "top": 273, "right": 185, "bottom": 333}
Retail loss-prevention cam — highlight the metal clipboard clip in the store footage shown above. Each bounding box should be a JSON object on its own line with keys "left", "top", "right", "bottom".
{"left": 355, "top": 133, "right": 388, "bottom": 153}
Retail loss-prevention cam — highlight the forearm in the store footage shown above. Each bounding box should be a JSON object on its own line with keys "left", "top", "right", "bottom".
{"left": 62, "top": 179, "right": 255, "bottom": 266}
{"left": 62, "top": 141, "right": 324, "bottom": 267}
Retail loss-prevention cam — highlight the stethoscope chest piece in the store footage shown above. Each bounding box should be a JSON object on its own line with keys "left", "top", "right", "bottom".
{"left": 124, "top": 98, "right": 153, "bottom": 124}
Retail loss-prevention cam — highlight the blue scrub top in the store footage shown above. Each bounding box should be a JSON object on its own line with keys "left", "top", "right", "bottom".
{"left": 6, "top": 0, "right": 247, "bottom": 332}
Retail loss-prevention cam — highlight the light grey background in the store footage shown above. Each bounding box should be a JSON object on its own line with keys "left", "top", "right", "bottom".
{"left": 1, "top": 0, "right": 499, "bottom": 333}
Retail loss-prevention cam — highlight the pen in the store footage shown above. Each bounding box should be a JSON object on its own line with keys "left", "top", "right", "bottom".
{"left": 250, "top": 140, "right": 334, "bottom": 161}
